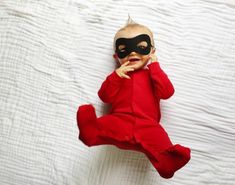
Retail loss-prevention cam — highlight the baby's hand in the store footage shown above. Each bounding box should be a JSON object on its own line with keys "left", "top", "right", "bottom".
{"left": 115, "top": 61, "right": 134, "bottom": 79}
{"left": 149, "top": 53, "right": 158, "bottom": 63}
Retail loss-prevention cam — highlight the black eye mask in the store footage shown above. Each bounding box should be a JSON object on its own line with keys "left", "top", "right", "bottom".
{"left": 115, "top": 34, "right": 152, "bottom": 59}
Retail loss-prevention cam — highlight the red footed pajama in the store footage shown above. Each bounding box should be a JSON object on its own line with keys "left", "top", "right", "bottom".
{"left": 77, "top": 62, "right": 191, "bottom": 178}
{"left": 77, "top": 104, "right": 190, "bottom": 178}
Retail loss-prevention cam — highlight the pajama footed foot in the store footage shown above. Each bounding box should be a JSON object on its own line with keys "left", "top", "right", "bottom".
{"left": 149, "top": 144, "right": 191, "bottom": 178}
{"left": 77, "top": 104, "right": 98, "bottom": 146}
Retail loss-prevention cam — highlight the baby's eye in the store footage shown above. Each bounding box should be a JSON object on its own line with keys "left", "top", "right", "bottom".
{"left": 138, "top": 45, "right": 147, "bottom": 50}
{"left": 137, "top": 41, "right": 148, "bottom": 50}
{"left": 119, "top": 48, "right": 126, "bottom": 52}
{"left": 118, "top": 45, "right": 126, "bottom": 52}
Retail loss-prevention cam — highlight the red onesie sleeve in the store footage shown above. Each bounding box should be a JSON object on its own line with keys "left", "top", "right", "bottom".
{"left": 147, "top": 62, "right": 175, "bottom": 100}
{"left": 98, "top": 71, "right": 123, "bottom": 104}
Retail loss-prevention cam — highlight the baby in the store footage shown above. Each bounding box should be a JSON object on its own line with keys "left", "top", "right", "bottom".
{"left": 77, "top": 18, "right": 191, "bottom": 179}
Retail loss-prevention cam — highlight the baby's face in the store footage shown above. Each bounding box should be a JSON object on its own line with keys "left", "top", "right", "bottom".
{"left": 114, "top": 26, "right": 155, "bottom": 70}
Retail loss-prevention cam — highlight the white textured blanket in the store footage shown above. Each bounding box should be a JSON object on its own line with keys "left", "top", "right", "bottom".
{"left": 0, "top": 0, "right": 235, "bottom": 184}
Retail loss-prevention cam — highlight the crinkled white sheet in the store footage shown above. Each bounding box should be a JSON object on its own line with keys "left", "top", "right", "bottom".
{"left": 0, "top": 0, "right": 235, "bottom": 184}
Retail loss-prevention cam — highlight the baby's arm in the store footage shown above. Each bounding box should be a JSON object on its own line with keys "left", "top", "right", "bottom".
{"left": 98, "top": 61, "right": 134, "bottom": 103}
{"left": 148, "top": 55, "right": 175, "bottom": 100}
{"left": 98, "top": 70, "right": 123, "bottom": 104}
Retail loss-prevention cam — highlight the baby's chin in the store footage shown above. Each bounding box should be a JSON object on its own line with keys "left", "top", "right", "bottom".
{"left": 128, "top": 60, "right": 148, "bottom": 70}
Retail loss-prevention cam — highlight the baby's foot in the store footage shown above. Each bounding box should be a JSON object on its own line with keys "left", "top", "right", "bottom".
{"left": 77, "top": 104, "right": 98, "bottom": 146}
{"left": 156, "top": 144, "right": 191, "bottom": 178}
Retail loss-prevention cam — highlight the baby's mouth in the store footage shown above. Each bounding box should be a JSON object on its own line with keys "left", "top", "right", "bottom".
{"left": 129, "top": 58, "right": 140, "bottom": 62}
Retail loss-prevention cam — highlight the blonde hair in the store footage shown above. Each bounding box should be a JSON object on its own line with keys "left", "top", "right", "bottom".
{"left": 126, "top": 14, "right": 136, "bottom": 24}
{"left": 113, "top": 15, "right": 155, "bottom": 50}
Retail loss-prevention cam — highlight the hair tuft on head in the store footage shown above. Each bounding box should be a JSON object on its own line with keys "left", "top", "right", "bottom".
{"left": 113, "top": 15, "right": 155, "bottom": 49}
{"left": 126, "top": 14, "right": 136, "bottom": 25}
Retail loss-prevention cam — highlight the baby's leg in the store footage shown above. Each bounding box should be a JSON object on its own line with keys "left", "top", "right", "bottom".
{"left": 96, "top": 113, "right": 135, "bottom": 148}
{"left": 77, "top": 104, "right": 108, "bottom": 147}
{"left": 77, "top": 105, "right": 135, "bottom": 148}
{"left": 135, "top": 123, "right": 190, "bottom": 178}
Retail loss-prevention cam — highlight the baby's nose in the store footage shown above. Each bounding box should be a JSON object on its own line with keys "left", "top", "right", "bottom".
{"left": 129, "top": 51, "right": 138, "bottom": 56}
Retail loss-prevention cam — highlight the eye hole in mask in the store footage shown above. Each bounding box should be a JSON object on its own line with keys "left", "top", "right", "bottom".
{"left": 115, "top": 34, "right": 153, "bottom": 59}
{"left": 118, "top": 41, "right": 147, "bottom": 52}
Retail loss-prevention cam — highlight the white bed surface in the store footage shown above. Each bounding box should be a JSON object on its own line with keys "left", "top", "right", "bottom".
{"left": 0, "top": 0, "right": 235, "bottom": 184}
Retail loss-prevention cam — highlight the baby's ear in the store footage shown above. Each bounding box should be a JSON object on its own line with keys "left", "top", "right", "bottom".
{"left": 151, "top": 47, "right": 156, "bottom": 54}
{"left": 113, "top": 53, "right": 118, "bottom": 59}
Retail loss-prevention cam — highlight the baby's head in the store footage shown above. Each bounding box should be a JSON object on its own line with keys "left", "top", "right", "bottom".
{"left": 113, "top": 17, "right": 155, "bottom": 70}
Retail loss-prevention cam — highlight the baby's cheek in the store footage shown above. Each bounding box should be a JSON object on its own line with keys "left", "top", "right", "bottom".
{"left": 118, "top": 60, "right": 125, "bottom": 65}
{"left": 142, "top": 56, "right": 150, "bottom": 63}
{"left": 119, "top": 57, "right": 128, "bottom": 64}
